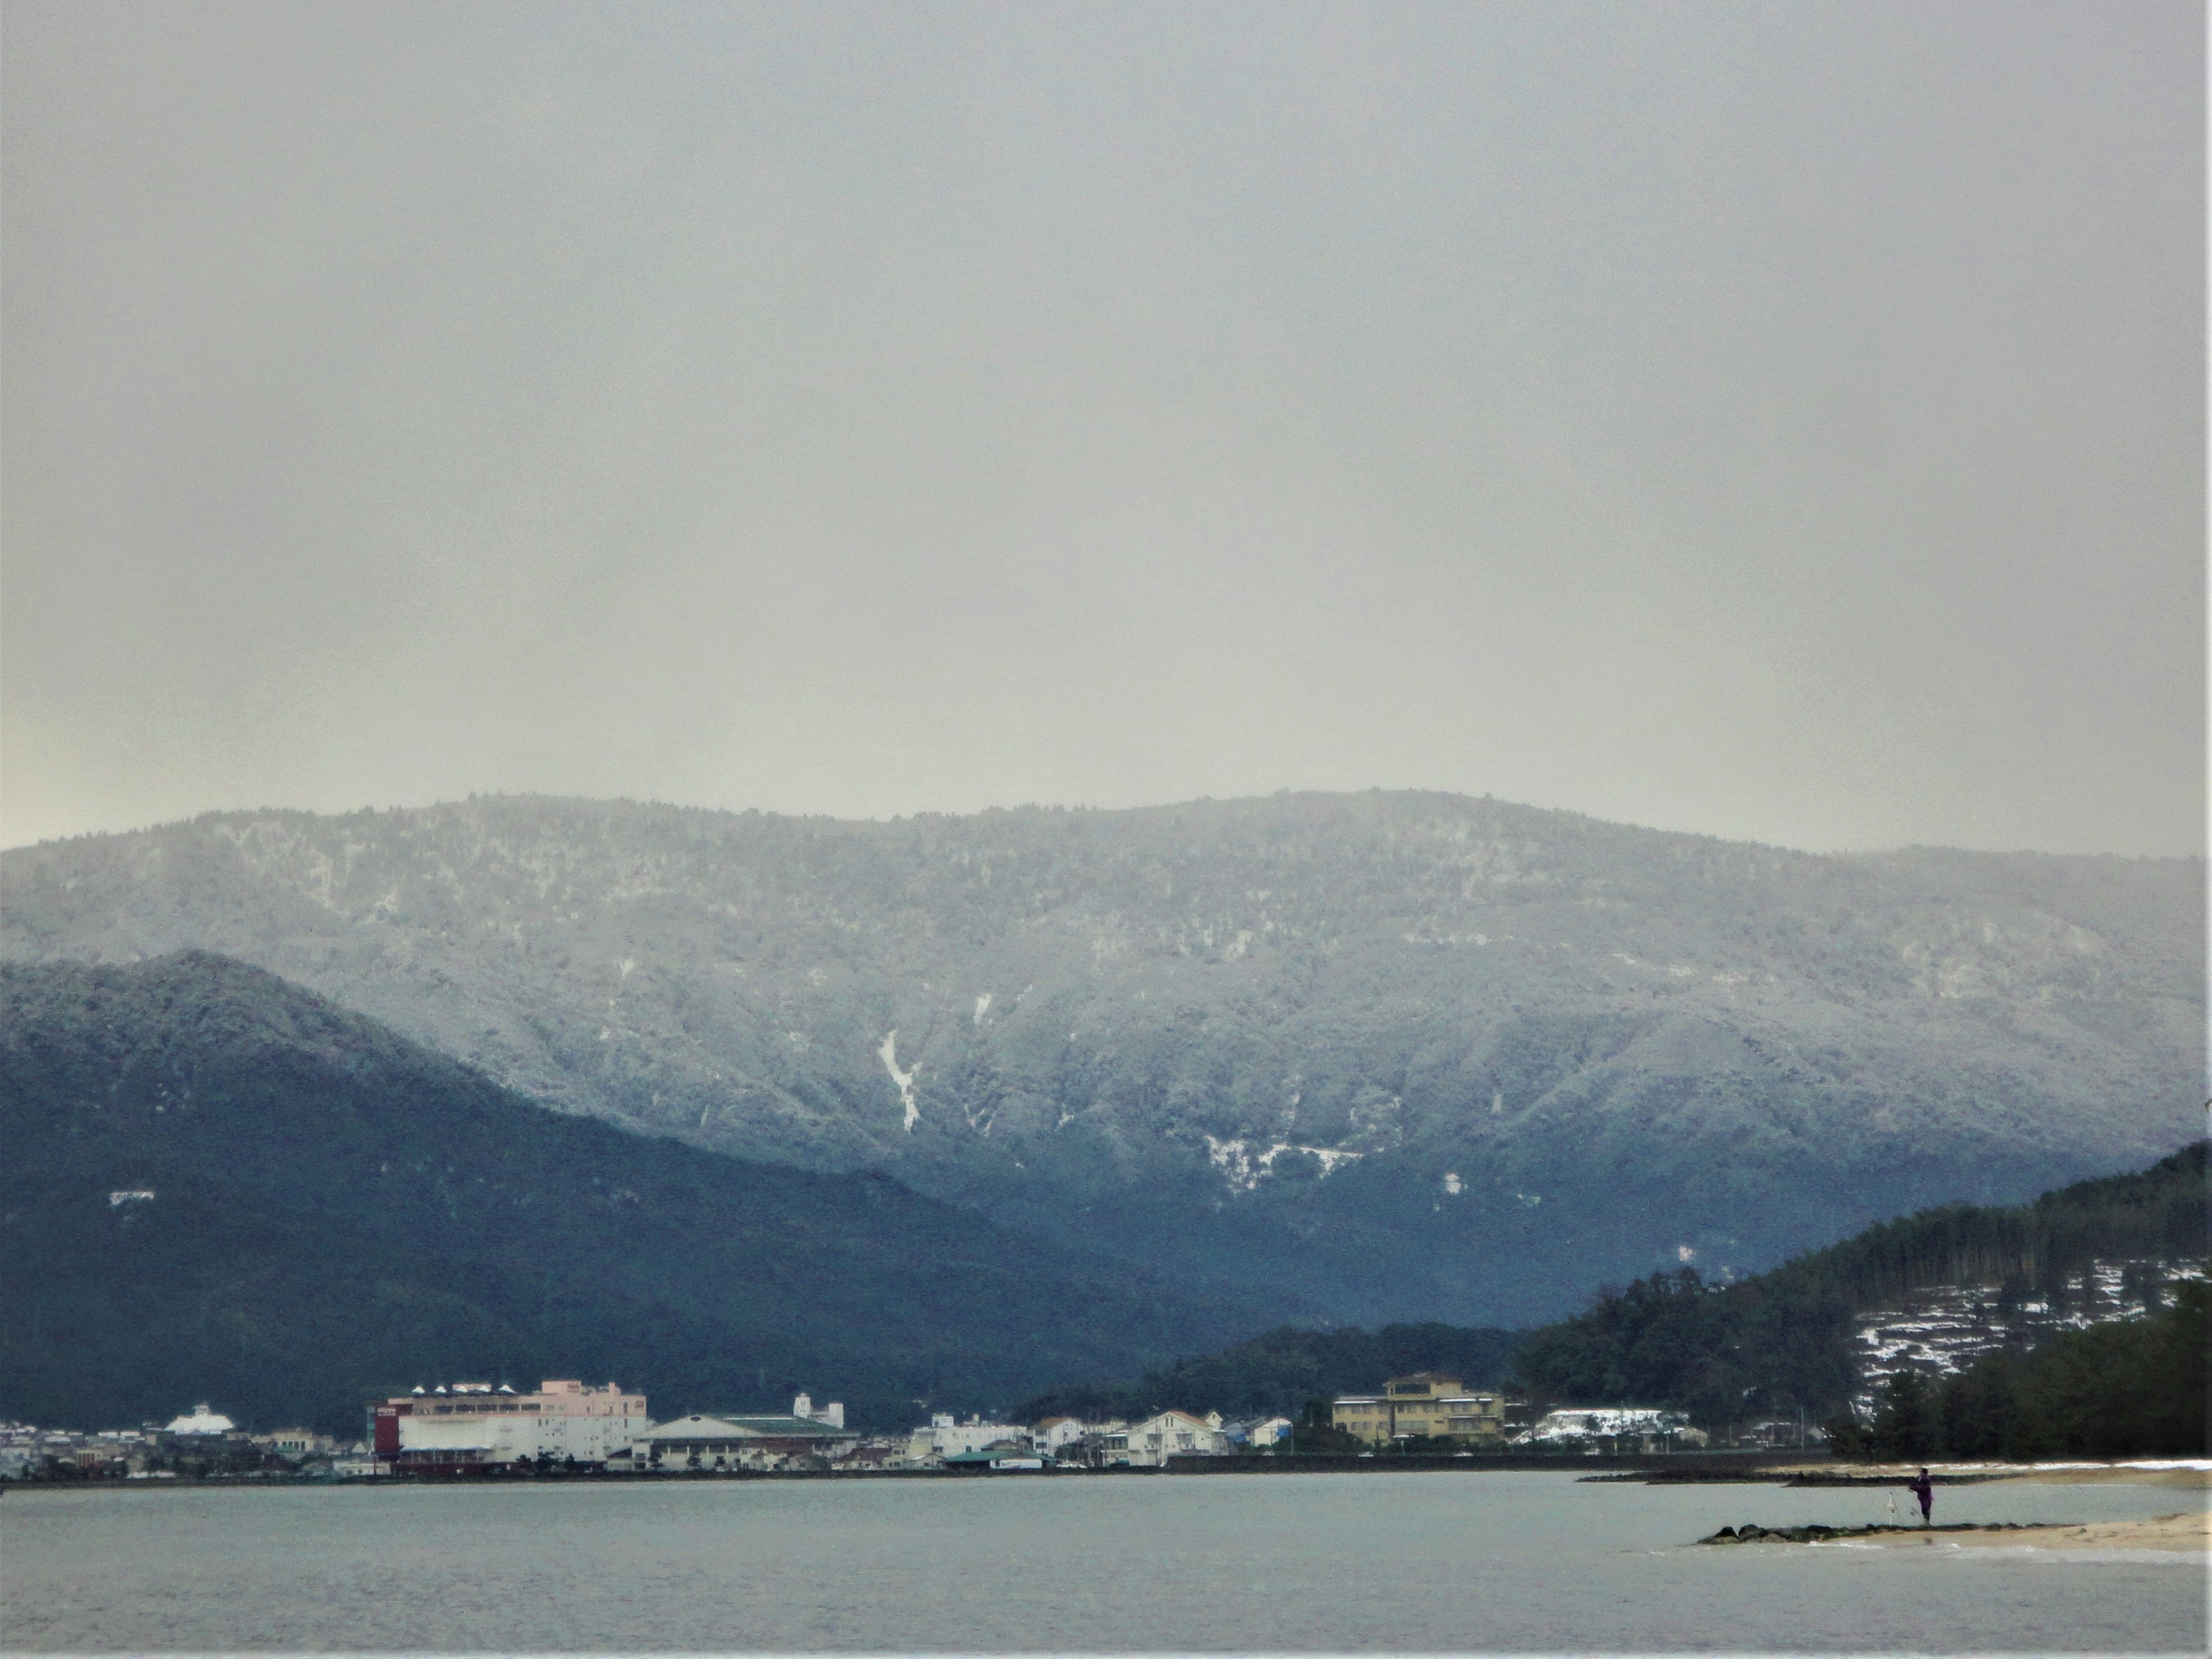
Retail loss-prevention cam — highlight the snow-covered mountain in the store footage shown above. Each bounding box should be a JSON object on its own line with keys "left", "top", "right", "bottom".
{"left": 4, "top": 791, "right": 2199, "bottom": 1322}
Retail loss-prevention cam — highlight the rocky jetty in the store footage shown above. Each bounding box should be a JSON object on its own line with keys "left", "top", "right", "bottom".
{"left": 1699, "top": 1521, "right": 2029, "bottom": 1544}
{"left": 1699, "top": 1514, "right": 2206, "bottom": 1551}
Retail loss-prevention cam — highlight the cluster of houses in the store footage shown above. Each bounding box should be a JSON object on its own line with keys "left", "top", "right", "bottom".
{"left": 612, "top": 1399, "right": 1295, "bottom": 1474}
{"left": 910, "top": 1408, "right": 1294, "bottom": 1470}
{"left": 1328, "top": 1372, "right": 1710, "bottom": 1454}
{"left": 365, "top": 1378, "right": 1313, "bottom": 1475}
{"left": 5, "top": 1370, "right": 1721, "bottom": 1483}
{"left": 0, "top": 1405, "right": 376, "bottom": 1481}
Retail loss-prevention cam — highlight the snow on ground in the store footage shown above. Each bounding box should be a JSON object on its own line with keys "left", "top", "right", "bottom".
{"left": 1849, "top": 1256, "right": 2207, "bottom": 1414}
{"left": 878, "top": 1031, "right": 920, "bottom": 1131}
{"left": 1203, "top": 1135, "right": 1363, "bottom": 1192}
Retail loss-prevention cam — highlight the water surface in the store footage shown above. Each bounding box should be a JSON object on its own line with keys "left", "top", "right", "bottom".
{"left": 2, "top": 1471, "right": 2202, "bottom": 1652}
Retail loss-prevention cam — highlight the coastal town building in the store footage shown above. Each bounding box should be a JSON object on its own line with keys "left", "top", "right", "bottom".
{"left": 828, "top": 1440, "right": 907, "bottom": 1471}
{"left": 1222, "top": 1415, "right": 1292, "bottom": 1450}
{"left": 944, "top": 1446, "right": 1046, "bottom": 1470}
{"left": 910, "top": 1413, "right": 1032, "bottom": 1463}
{"left": 1332, "top": 1373, "right": 1507, "bottom": 1446}
{"left": 164, "top": 1404, "right": 237, "bottom": 1435}
{"left": 1099, "top": 1410, "right": 1231, "bottom": 1466}
{"left": 2, "top": 1412, "right": 372, "bottom": 1480}
{"left": 789, "top": 1392, "right": 845, "bottom": 1430}
{"left": 638, "top": 1408, "right": 861, "bottom": 1471}
{"left": 369, "top": 1380, "right": 648, "bottom": 1472}
{"left": 1031, "top": 1416, "right": 1093, "bottom": 1457}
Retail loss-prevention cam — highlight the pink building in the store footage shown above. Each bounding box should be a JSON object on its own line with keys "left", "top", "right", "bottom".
{"left": 370, "top": 1380, "right": 647, "bottom": 1472}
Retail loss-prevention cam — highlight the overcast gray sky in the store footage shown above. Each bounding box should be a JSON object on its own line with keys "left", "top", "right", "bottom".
{"left": 3, "top": 1, "right": 2202, "bottom": 855}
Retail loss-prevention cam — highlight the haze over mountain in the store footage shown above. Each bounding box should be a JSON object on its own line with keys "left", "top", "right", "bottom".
{"left": 3, "top": 790, "right": 2198, "bottom": 1322}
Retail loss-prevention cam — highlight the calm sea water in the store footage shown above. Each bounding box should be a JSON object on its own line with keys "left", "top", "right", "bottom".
{"left": 1, "top": 1470, "right": 2203, "bottom": 1653}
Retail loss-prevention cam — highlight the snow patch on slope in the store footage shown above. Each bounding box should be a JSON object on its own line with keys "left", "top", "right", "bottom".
{"left": 1204, "top": 1135, "right": 1363, "bottom": 1192}
{"left": 880, "top": 1031, "right": 920, "bottom": 1131}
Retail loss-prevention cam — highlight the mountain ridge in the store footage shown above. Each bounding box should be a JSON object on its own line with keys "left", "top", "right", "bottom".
{"left": 3, "top": 789, "right": 2198, "bottom": 1321}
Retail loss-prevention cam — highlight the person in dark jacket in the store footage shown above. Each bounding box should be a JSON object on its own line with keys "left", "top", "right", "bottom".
{"left": 1907, "top": 1467, "right": 1934, "bottom": 1526}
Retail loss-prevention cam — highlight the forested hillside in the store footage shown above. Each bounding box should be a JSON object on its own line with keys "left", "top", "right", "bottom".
{"left": 3, "top": 791, "right": 2198, "bottom": 1323}
{"left": 1512, "top": 1143, "right": 2208, "bottom": 1425}
{"left": 0, "top": 953, "right": 1282, "bottom": 1434}
{"left": 1033, "top": 1145, "right": 2207, "bottom": 1438}
{"left": 1836, "top": 1285, "right": 2206, "bottom": 1460}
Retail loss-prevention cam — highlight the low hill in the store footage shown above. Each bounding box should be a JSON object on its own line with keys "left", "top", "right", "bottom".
{"left": 2, "top": 791, "right": 2200, "bottom": 1323}
{"left": 1027, "top": 1145, "right": 2207, "bottom": 1433}
{"left": 1512, "top": 1142, "right": 2209, "bottom": 1425}
{"left": 0, "top": 953, "right": 1286, "bottom": 1434}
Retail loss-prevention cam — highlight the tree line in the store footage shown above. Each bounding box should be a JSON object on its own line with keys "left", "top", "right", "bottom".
{"left": 1830, "top": 1283, "right": 2206, "bottom": 1460}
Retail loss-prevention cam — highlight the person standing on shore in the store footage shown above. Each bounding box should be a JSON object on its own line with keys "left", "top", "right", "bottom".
{"left": 1907, "top": 1467, "right": 1934, "bottom": 1527}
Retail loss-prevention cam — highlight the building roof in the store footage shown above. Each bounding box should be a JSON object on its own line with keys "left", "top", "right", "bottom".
{"left": 643, "top": 1413, "right": 857, "bottom": 1441}
{"left": 641, "top": 1414, "right": 753, "bottom": 1441}
{"left": 1387, "top": 1372, "right": 1463, "bottom": 1387}
{"left": 719, "top": 1414, "right": 858, "bottom": 1438}
{"left": 1137, "top": 1410, "right": 1214, "bottom": 1430}
{"left": 944, "top": 1444, "right": 1032, "bottom": 1464}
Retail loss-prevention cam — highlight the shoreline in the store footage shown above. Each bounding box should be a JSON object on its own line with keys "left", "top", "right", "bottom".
{"left": 1767, "top": 1460, "right": 2211, "bottom": 1488}
{"left": 1702, "top": 1512, "right": 2209, "bottom": 1552}
{"left": 8, "top": 1456, "right": 2206, "bottom": 1495}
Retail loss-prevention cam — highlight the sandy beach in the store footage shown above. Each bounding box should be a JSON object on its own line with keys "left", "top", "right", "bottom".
{"left": 1857, "top": 1512, "right": 2209, "bottom": 1551}
{"left": 1990, "top": 1464, "right": 2211, "bottom": 1488}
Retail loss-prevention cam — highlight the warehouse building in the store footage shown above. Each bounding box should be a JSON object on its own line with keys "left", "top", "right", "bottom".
{"left": 635, "top": 1399, "right": 858, "bottom": 1472}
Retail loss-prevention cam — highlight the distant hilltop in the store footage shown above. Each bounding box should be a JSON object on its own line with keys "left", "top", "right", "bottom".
{"left": 2, "top": 790, "right": 2200, "bottom": 1323}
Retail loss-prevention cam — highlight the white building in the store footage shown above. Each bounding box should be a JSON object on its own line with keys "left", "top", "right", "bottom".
{"left": 790, "top": 1392, "right": 846, "bottom": 1430}
{"left": 164, "top": 1404, "right": 236, "bottom": 1435}
{"left": 1100, "top": 1410, "right": 1232, "bottom": 1467}
{"left": 915, "top": 1412, "right": 1031, "bottom": 1460}
{"left": 1031, "top": 1416, "right": 1109, "bottom": 1457}
{"left": 253, "top": 1428, "right": 331, "bottom": 1459}
{"left": 370, "top": 1380, "right": 649, "bottom": 1469}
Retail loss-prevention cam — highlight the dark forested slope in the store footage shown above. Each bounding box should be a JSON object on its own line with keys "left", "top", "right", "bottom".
{"left": 0, "top": 953, "right": 1283, "bottom": 1434}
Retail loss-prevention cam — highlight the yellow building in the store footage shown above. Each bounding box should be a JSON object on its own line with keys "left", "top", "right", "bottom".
{"left": 1332, "top": 1372, "right": 1506, "bottom": 1446}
